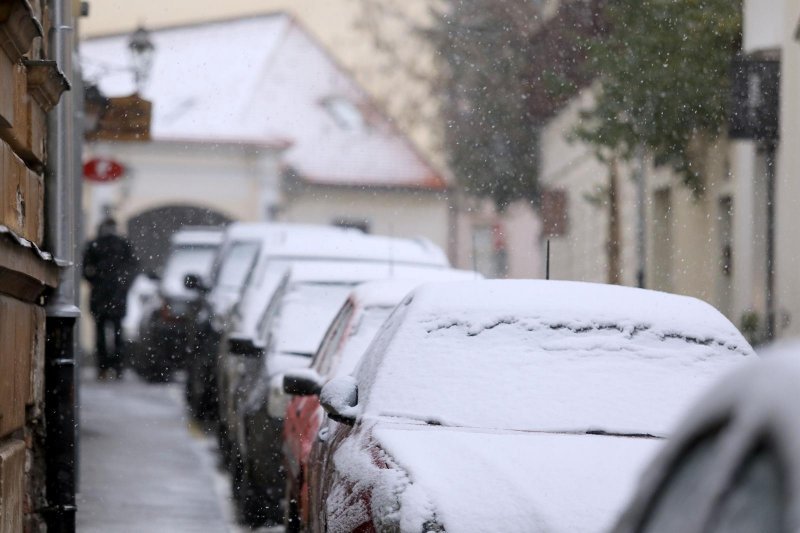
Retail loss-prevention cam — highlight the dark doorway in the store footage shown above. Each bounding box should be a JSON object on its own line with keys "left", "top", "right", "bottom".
{"left": 127, "top": 205, "right": 232, "bottom": 273}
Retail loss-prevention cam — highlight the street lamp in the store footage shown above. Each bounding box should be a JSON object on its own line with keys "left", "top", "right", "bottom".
{"left": 128, "top": 26, "right": 154, "bottom": 94}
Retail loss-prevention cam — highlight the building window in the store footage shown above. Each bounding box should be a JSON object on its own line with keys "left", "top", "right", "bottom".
{"left": 332, "top": 218, "right": 370, "bottom": 233}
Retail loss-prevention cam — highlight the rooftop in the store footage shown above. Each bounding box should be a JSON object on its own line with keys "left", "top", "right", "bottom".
{"left": 81, "top": 14, "right": 445, "bottom": 191}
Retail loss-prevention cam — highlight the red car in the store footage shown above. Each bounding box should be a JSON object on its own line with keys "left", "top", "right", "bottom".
{"left": 308, "top": 280, "right": 754, "bottom": 532}
{"left": 282, "top": 275, "right": 479, "bottom": 532}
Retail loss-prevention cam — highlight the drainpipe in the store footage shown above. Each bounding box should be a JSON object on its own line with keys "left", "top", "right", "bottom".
{"left": 44, "top": 0, "right": 79, "bottom": 531}
{"left": 764, "top": 139, "right": 776, "bottom": 340}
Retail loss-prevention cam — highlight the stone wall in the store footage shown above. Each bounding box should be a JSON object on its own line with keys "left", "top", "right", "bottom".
{"left": 0, "top": 1, "right": 63, "bottom": 531}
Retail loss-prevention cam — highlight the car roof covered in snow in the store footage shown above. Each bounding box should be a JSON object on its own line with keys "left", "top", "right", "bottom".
{"left": 170, "top": 227, "right": 224, "bottom": 247}
{"left": 350, "top": 271, "right": 482, "bottom": 309}
{"left": 354, "top": 279, "right": 754, "bottom": 437}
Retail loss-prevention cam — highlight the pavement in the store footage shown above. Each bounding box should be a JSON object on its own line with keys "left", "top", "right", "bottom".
{"left": 76, "top": 369, "right": 267, "bottom": 533}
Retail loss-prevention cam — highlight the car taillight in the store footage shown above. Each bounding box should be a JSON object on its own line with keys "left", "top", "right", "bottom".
{"left": 159, "top": 302, "right": 179, "bottom": 322}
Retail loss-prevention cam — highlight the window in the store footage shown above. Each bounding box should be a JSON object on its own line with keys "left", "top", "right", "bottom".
{"left": 640, "top": 429, "right": 724, "bottom": 533}
{"left": 706, "top": 445, "right": 785, "bottom": 533}
{"left": 332, "top": 218, "right": 370, "bottom": 234}
{"left": 213, "top": 241, "right": 260, "bottom": 290}
{"left": 312, "top": 301, "right": 355, "bottom": 377}
{"left": 322, "top": 96, "right": 366, "bottom": 131}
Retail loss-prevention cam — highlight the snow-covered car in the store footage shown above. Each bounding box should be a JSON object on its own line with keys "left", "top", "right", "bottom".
{"left": 132, "top": 227, "right": 223, "bottom": 382}
{"left": 313, "top": 280, "right": 755, "bottom": 532}
{"left": 612, "top": 348, "right": 800, "bottom": 533}
{"left": 282, "top": 275, "right": 480, "bottom": 532}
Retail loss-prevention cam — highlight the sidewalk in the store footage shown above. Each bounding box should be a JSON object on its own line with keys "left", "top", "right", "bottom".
{"left": 76, "top": 370, "right": 234, "bottom": 533}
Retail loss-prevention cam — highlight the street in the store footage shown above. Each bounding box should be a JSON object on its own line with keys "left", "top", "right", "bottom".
{"left": 76, "top": 370, "right": 273, "bottom": 533}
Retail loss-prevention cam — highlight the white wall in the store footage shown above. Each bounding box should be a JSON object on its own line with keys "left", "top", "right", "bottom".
{"left": 83, "top": 140, "right": 283, "bottom": 235}
{"left": 538, "top": 87, "right": 746, "bottom": 324}
{"left": 743, "top": 0, "right": 784, "bottom": 52}
{"left": 277, "top": 187, "right": 451, "bottom": 258}
{"left": 774, "top": 0, "right": 800, "bottom": 336}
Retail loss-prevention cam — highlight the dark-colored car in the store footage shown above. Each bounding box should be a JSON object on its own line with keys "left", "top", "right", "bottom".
{"left": 183, "top": 223, "right": 264, "bottom": 419}
{"left": 132, "top": 228, "right": 223, "bottom": 382}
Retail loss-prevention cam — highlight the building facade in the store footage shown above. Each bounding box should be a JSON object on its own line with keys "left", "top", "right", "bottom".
{"left": 0, "top": 0, "right": 78, "bottom": 531}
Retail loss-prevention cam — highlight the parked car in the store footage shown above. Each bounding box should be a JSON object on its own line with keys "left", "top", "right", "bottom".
{"left": 612, "top": 347, "right": 800, "bottom": 533}
{"left": 282, "top": 275, "right": 480, "bottom": 532}
{"left": 184, "top": 222, "right": 268, "bottom": 418}
{"left": 132, "top": 227, "right": 223, "bottom": 382}
{"left": 312, "top": 280, "right": 755, "bottom": 532}
{"left": 215, "top": 225, "right": 449, "bottom": 467}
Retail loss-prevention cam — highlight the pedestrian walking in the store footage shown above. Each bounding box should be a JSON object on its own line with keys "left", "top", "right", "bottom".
{"left": 82, "top": 218, "right": 138, "bottom": 379}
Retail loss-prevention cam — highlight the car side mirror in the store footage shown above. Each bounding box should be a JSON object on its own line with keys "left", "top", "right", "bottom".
{"left": 184, "top": 273, "right": 207, "bottom": 292}
{"left": 228, "top": 336, "right": 264, "bottom": 358}
{"left": 320, "top": 376, "right": 358, "bottom": 426}
{"left": 283, "top": 369, "right": 323, "bottom": 396}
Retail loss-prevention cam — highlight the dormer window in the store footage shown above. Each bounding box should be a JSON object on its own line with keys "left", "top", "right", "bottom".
{"left": 322, "top": 96, "right": 366, "bottom": 131}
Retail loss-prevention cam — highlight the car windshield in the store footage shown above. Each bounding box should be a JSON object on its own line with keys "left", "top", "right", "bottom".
{"left": 215, "top": 241, "right": 260, "bottom": 290}
{"left": 273, "top": 283, "right": 354, "bottom": 357}
{"left": 160, "top": 245, "right": 217, "bottom": 298}
{"left": 360, "top": 318, "right": 749, "bottom": 436}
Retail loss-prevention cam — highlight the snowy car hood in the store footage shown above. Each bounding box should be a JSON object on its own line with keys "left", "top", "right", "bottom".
{"left": 373, "top": 423, "right": 662, "bottom": 532}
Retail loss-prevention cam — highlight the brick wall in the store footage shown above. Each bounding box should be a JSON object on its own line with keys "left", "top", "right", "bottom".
{"left": 0, "top": 1, "right": 64, "bottom": 531}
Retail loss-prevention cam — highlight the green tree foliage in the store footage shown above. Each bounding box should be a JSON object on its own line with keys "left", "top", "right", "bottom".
{"left": 428, "top": 0, "right": 541, "bottom": 210}
{"left": 576, "top": 0, "right": 742, "bottom": 190}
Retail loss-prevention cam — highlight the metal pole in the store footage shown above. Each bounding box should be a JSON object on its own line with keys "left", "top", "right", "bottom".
{"left": 634, "top": 145, "right": 646, "bottom": 288}
{"left": 765, "top": 140, "right": 776, "bottom": 340}
{"left": 44, "top": 0, "right": 80, "bottom": 531}
{"left": 545, "top": 239, "right": 550, "bottom": 280}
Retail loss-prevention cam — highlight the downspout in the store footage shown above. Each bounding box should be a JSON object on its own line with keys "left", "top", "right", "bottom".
{"left": 44, "top": 0, "right": 79, "bottom": 531}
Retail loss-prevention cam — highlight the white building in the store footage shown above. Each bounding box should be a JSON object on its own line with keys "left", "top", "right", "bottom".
{"left": 739, "top": 0, "right": 800, "bottom": 338}
{"left": 533, "top": 0, "right": 800, "bottom": 343}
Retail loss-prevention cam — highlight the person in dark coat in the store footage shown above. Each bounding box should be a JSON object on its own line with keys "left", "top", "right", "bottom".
{"left": 82, "top": 218, "right": 138, "bottom": 379}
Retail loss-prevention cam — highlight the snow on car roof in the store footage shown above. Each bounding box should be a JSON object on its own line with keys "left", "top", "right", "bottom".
{"left": 355, "top": 280, "right": 754, "bottom": 437}
{"left": 350, "top": 270, "right": 482, "bottom": 309}
{"left": 322, "top": 274, "right": 485, "bottom": 379}
{"left": 170, "top": 227, "right": 224, "bottom": 247}
{"left": 256, "top": 228, "right": 448, "bottom": 267}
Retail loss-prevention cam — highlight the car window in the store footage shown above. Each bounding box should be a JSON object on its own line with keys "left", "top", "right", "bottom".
{"left": 271, "top": 283, "right": 354, "bottom": 357}
{"left": 256, "top": 277, "right": 289, "bottom": 346}
{"left": 312, "top": 301, "right": 355, "bottom": 377}
{"left": 639, "top": 429, "right": 725, "bottom": 533}
{"left": 214, "top": 241, "right": 260, "bottom": 290}
{"left": 705, "top": 444, "right": 785, "bottom": 533}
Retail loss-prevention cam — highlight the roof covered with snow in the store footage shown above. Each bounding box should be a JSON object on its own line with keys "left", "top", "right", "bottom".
{"left": 81, "top": 14, "right": 445, "bottom": 190}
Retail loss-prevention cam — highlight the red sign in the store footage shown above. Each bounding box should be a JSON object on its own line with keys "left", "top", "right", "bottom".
{"left": 83, "top": 158, "right": 125, "bottom": 182}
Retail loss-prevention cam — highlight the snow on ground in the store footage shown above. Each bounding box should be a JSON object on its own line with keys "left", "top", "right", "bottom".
{"left": 77, "top": 369, "right": 282, "bottom": 533}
